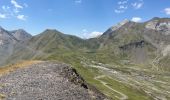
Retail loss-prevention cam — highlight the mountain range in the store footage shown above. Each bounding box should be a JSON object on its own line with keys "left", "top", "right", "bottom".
{"left": 2, "top": 17, "right": 170, "bottom": 68}
{"left": 1, "top": 17, "right": 170, "bottom": 99}
{"left": 0, "top": 27, "right": 32, "bottom": 65}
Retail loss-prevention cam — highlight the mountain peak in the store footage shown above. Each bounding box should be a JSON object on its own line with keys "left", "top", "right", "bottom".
{"left": 11, "top": 29, "right": 32, "bottom": 41}
{"left": 110, "top": 19, "right": 130, "bottom": 30}
{"left": 16, "top": 29, "right": 26, "bottom": 32}
{"left": 151, "top": 17, "right": 160, "bottom": 20}
{"left": 45, "top": 29, "right": 57, "bottom": 32}
{"left": 121, "top": 19, "right": 130, "bottom": 23}
{"left": 42, "top": 29, "right": 63, "bottom": 36}
{"left": 102, "top": 19, "right": 130, "bottom": 35}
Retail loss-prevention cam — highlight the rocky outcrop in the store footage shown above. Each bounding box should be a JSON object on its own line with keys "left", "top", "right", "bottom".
{"left": 145, "top": 17, "right": 170, "bottom": 35}
{"left": 0, "top": 62, "right": 107, "bottom": 100}
{"left": 119, "top": 40, "right": 145, "bottom": 51}
{"left": 60, "top": 65, "right": 107, "bottom": 100}
{"left": 61, "top": 65, "right": 88, "bottom": 88}
{"left": 0, "top": 27, "right": 18, "bottom": 66}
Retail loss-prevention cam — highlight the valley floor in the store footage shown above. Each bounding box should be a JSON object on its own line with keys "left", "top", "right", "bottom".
{"left": 80, "top": 58, "right": 170, "bottom": 100}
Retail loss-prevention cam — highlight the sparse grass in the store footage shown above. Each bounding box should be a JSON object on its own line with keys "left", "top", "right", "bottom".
{"left": 0, "top": 60, "right": 41, "bottom": 76}
{"left": 99, "top": 76, "right": 152, "bottom": 100}
{"left": 44, "top": 52, "right": 156, "bottom": 100}
{"left": 0, "top": 93, "right": 5, "bottom": 100}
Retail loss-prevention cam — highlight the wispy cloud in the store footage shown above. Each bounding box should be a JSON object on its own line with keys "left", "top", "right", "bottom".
{"left": 2, "top": 6, "right": 10, "bottom": 11}
{"left": 114, "top": 0, "right": 144, "bottom": 14}
{"left": 164, "top": 8, "right": 170, "bottom": 15}
{"left": 114, "top": 9, "right": 125, "bottom": 14}
{"left": 131, "top": 17, "right": 142, "bottom": 22}
{"left": 118, "top": 0, "right": 128, "bottom": 5}
{"left": 75, "top": 0, "right": 82, "bottom": 4}
{"left": 11, "top": 0, "right": 23, "bottom": 9}
{"left": 119, "top": 5, "right": 128, "bottom": 9}
{"left": 0, "top": 13, "right": 7, "bottom": 19}
{"left": 131, "top": 2, "right": 143, "bottom": 9}
{"left": 0, "top": 0, "right": 27, "bottom": 20}
{"left": 115, "top": 0, "right": 129, "bottom": 14}
{"left": 17, "top": 14, "right": 26, "bottom": 20}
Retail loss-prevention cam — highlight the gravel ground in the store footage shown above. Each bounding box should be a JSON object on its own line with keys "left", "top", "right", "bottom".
{"left": 0, "top": 62, "right": 102, "bottom": 100}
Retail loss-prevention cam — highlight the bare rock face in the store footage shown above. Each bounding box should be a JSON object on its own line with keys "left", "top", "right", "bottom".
{"left": 145, "top": 18, "right": 170, "bottom": 56}
{"left": 0, "top": 62, "right": 106, "bottom": 100}
{"left": 145, "top": 18, "right": 170, "bottom": 35}
{"left": 0, "top": 27, "right": 18, "bottom": 66}
{"left": 103, "top": 19, "right": 129, "bottom": 35}
{"left": 10, "top": 29, "right": 32, "bottom": 42}
{"left": 0, "top": 27, "right": 32, "bottom": 66}
{"left": 110, "top": 19, "right": 129, "bottom": 32}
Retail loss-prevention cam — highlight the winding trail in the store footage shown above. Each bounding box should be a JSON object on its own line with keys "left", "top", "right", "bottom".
{"left": 94, "top": 75, "right": 128, "bottom": 100}
{"left": 152, "top": 54, "right": 164, "bottom": 71}
{"left": 152, "top": 55, "right": 159, "bottom": 70}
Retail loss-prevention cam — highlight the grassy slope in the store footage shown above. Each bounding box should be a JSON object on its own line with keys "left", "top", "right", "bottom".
{"left": 42, "top": 51, "right": 153, "bottom": 100}
{"left": 0, "top": 60, "right": 41, "bottom": 76}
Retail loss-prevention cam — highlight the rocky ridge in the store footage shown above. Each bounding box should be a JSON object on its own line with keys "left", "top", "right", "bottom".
{"left": 0, "top": 27, "right": 31, "bottom": 66}
{"left": 0, "top": 61, "right": 107, "bottom": 100}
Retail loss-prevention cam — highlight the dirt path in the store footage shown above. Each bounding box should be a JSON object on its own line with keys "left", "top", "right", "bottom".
{"left": 94, "top": 75, "right": 128, "bottom": 100}
{"left": 152, "top": 54, "right": 164, "bottom": 71}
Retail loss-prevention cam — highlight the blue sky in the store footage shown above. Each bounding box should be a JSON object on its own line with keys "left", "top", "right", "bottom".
{"left": 0, "top": 0, "right": 170, "bottom": 38}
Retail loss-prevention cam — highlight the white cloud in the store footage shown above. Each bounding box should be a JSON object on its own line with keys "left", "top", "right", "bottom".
{"left": 89, "top": 31, "right": 103, "bottom": 38}
{"left": 114, "top": 9, "right": 124, "bottom": 14}
{"left": 11, "top": 0, "right": 23, "bottom": 9}
{"left": 0, "top": 13, "right": 6, "bottom": 19}
{"left": 164, "top": 8, "right": 170, "bottom": 15}
{"left": 17, "top": 14, "right": 26, "bottom": 20}
{"left": 115, "top": 0, "right": 144, "bottom": 14}
{"left": 2, "top": 5, "right": 10, "bottom": 10}
{"left": 131, "top": 17, "right": 142, "bottom": 22}
{"left": 2, "top": 6, "right": 10, "bottom": 11}
{"left": 131, "top": 2, "right": 143, "bottom": 9}
{"left": 75, "top": 0, "right": 82, "bottom": 4}
{"left": 115, "top": 0, "right": 129, "bottom": 14}
{"left": 118, "top": 0, "right": 128, "bottom": 5}
{"left": 0, "top": 0, "right": 27, "bottom": 21}
{"left": 119, "top": 5, "right": 128, "bottom": 9}
{"left": 82, "top": 29, "right": 102, "bottom": 39}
